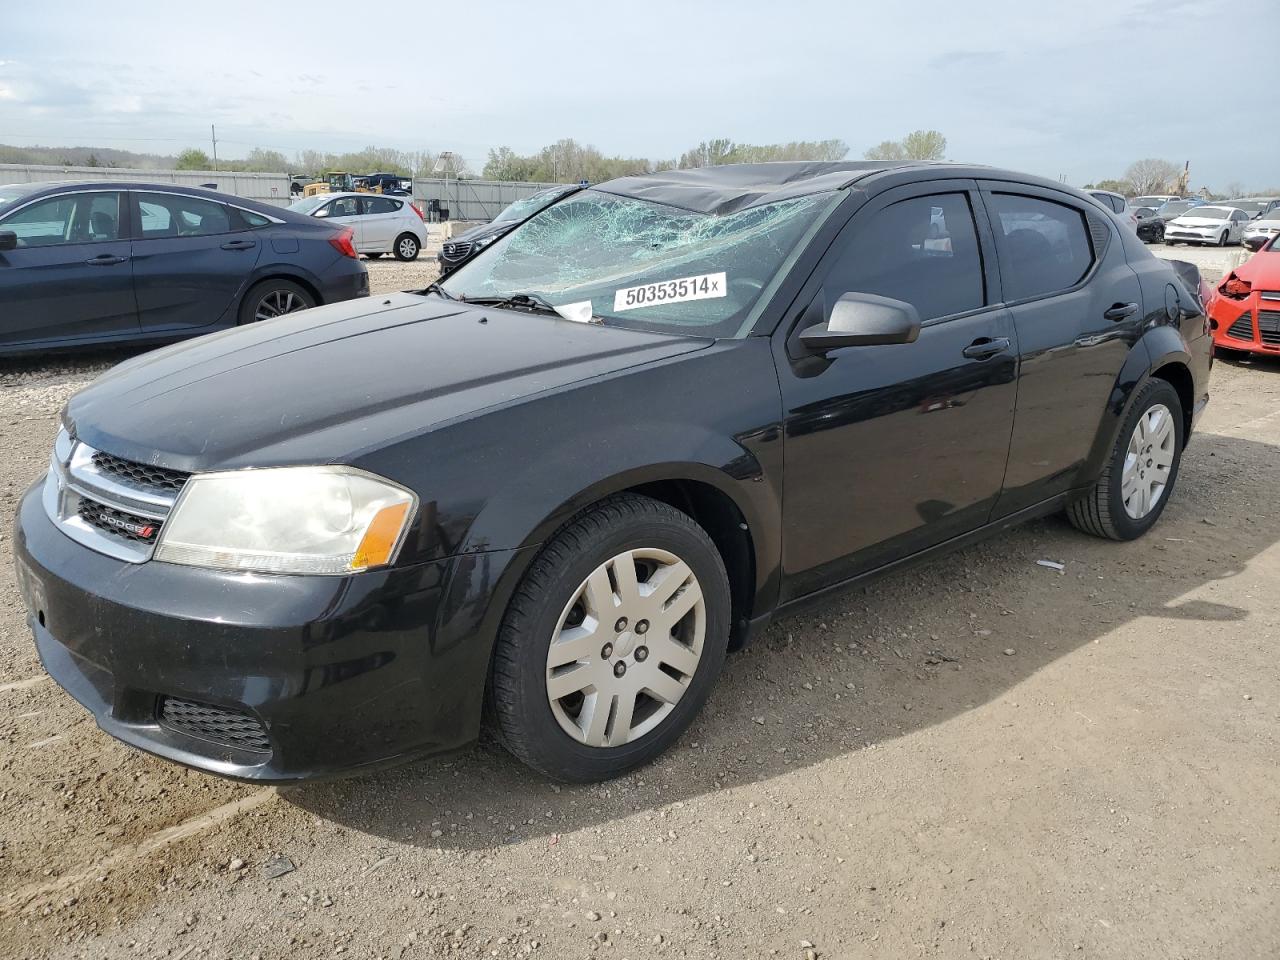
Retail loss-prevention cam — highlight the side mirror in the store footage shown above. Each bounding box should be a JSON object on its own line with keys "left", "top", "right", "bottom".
{"left": 313, "top": 207, "right": 329, "bottom": 218}
{"left": 799, "top": 292, "right": 921, "bottom": 354}
{"left": 0, "top": 231, "right": 16, "bottom": 251}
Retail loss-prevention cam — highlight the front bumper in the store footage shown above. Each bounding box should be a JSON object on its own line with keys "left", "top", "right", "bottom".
{"left": 1208, "top": 296, "right": 1280, "bottom": 356}
{"left": 1165, "top": 229, "right": 1224, "bottom": 244}
{"left": 13, "top": 481, "right": 512, "bottom": 782}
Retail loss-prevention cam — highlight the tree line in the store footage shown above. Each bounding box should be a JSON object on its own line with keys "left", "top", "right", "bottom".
{"left": 0, "top": 129, "right": 950, "bottom": 183}
{"left": 1085, "top": 158, "right": 1278, "bottom": 201}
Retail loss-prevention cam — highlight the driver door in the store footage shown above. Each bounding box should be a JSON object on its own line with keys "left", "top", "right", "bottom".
{"left": 0, "top": 190, "right": 137, "bottom": 348}
{"left": 773, "top": 181, "right": 1019, "bottom": 601}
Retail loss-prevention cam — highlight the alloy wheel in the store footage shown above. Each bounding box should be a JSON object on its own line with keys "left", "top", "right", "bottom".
{"left": 1121, "top": 403, "right": 1176, "bottom": 519}
{"left": 254, "top": 289, "right": 305, "bottom": 322}
{"left": 545, "top": 548, "right": 705, "bottom": 748}
{"left": 398, "top": 237, "right": 418, "bottom": 259}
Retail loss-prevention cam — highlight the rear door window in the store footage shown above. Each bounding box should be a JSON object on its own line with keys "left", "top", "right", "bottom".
{"left": 821, "top": 192, "right": 986, "bottom": 322}
{"left": 986, "top": 193, "right": 1095, "bottom": 302}
{"left": 363, "top": 196, "right": 400, "bottom": 215}
{"left": 135, "top": 193, "right": 233, "bottom": 238}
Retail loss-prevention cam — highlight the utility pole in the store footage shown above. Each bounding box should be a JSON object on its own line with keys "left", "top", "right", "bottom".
{"left": 211, "top": 125, "right": 218, "bottom": 172}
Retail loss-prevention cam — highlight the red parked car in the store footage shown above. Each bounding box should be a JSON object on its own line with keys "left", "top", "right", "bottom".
{"left": 1208, "top": 238, "right": 1280, "bottom": 357}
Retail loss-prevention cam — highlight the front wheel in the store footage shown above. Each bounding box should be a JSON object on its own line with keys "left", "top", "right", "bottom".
{"left": 394, "top": 233, "right": 420, "bottom": 261}
{"left": 488, "top": 494, "right": 731, "bottom": 782}
{"left": 1067, "top": 379, "right": 1184, "bottom": 541}
{"left": 1217, "top": 230, "right": 1228, "bottom": 247}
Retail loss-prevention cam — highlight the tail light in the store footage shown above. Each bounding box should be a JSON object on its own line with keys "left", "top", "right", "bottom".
{"left": 412, "top": 204, "right": 426, "bottom": 222}
{"left": 328, "top": 226, "right": 358, "bottom": 259}
{"left": 1220, "top": 274, "right": 1252, "bottom": 299}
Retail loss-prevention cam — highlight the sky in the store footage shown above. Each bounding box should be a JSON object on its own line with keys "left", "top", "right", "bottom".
{"left": 1, "top": 0, "right": 1277, "bottom": 191}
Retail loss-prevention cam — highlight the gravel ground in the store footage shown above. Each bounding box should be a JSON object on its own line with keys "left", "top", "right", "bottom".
{"left": 0, "top": 246, "right": 1276, "bottom": 960}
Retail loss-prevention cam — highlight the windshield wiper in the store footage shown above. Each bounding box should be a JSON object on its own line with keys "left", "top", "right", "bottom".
{"left": 419, "top": 282, "right": 454, "bottom": 300}
{"left": 458, "top": 292, "right": 561, "bottom": 315}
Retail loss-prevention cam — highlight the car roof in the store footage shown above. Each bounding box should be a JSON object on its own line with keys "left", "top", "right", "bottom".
{"left": 1, "top": 180, "right": 301, "bottom": 220}
{"left": 594, "top": 161, "right": 1073, "bottom": 216}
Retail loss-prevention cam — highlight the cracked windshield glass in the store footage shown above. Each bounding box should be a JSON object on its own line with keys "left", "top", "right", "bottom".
{"left": 439, "top": 189, "right": 838, "bottom": 337}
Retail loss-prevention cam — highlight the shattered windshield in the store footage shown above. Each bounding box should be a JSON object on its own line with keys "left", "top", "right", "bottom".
{"left": 494, "top": 187, "right": 572, "bottom": 224}
{"left": 440, "top": 188, "right": 839, "bottom": 338}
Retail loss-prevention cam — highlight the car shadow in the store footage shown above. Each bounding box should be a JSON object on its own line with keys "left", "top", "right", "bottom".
{"left": 285, "top": 429, "right": 1277, "bottom": 851}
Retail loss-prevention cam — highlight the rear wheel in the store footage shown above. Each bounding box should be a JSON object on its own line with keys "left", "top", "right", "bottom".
{"left": 1067, "top": 379, "right": 1184, "bottom": 541}
{"left": 394, "top": 233, "right": 420, "bottom": 261}
{"left": 237, "top": 279, "right": 315, "bottom": 325}
{"left": 488, "top": 495, "right": 731, "bottom": 782}
{"left": 365, "top": 252, "right": 383, "bottom": 259}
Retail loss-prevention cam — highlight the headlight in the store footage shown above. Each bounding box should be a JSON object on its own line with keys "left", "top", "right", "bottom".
{"left": 473, "top": 233, "right": 499, "bottom": 249}
{"left": 155, "top": 466, "right": 416, "bottom": 575}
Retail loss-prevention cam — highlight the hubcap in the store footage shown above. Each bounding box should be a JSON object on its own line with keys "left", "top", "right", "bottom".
{"left": 1121, "top": 403, "right": 1175, "bottom": 519}
{"left": 545, "top": 548, "right": 705, "bottom": 748}
{"left": 399, "top": 238, "right": 417, "bottom": 258}
{"left": 255, "top": 289, "right": 304, "bottom": 322}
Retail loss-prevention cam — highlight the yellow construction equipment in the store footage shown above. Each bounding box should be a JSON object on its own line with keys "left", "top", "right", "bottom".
{"left": 302, "top": 172, "right": 384, "bottom": 198}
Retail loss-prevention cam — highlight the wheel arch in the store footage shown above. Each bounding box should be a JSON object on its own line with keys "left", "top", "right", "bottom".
{"left": 1079, "top": 328, "right": 1192, "bottom": 486}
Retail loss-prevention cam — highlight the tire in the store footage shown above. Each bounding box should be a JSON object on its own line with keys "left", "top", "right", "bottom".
{"left": 1166, "top": 239, "right": 1178, "bottom": 246}
{"left": 1217, "top": 230, "right": 1228, "bottom": 247}
{"left": 393, "top": 233, "right": 420, "bottom": 261}
{"left": 1154, "top": 224, "right": 1165, "bottom": 244}
{"left": 236, "top": 279, "right": 316, "bottom": 325}
{"left": 488, "top": 494, "right": 731, "bottom": 782}
{"left": 365, "top": 252, "right": 383, "bottom": 259}
{"left": 1067, "top": 379, "right": 1184, "bottom": 541}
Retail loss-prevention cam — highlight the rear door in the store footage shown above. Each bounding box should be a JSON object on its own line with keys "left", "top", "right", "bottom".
{"left": 130, "top": 191, "right": 264, "bottom": 333}
{"left": 980, "top": 183, "right": 1143, "bottom": 516}
{"left": 0, "top": 190, "right": 137, "bottom": 348}
{"left": 359, "top": 195, "right": 402, "bottom": 250}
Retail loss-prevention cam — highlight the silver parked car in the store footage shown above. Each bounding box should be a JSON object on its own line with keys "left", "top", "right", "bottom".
{"left": 1164, "top": 205, "right": 1249, "bottom": 246}
{"left": 289, "top": 192, "right": 427, "bottom": 260}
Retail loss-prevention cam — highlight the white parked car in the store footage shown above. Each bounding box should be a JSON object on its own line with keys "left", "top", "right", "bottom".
{"left": 1163, "top": 205, "right": 1249, "bottom": 247}
{"left": 1243, "top": 212, "right": 1280, "bottom": 251}
{"left": 289, "top": 192, "right": 427, "bottom": 260}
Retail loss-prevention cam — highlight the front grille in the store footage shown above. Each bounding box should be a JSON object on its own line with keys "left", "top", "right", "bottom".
{"left": 78, "top": 501, "right": 161, "bottom": 544}
{"left": 1258, "top": 309, "right": 1280, "bottom": 346}
{"left": 442, "top": 241, "right": 472, "bottom": 262}
{"left": 1226, "top": 312, "right": 1255, "bottom": 342}
{"left": 159, "top": 697, "right": 270, "bottom": 753}
{"left": 91, "top": 451, "right": 189, "bottom": 492}
{"left": 45, "top": 429, "right": 185, "bottom": 563}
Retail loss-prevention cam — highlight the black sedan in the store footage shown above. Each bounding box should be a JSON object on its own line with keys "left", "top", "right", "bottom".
{"left": 437, "top": 183, "right": 579, "bottom": 272}
{"left": 1133, "top": 206, "right": 1165, "bottom": 243}
{"left": 0, "top": 181, "right": 369, "bottom": 356}
{"left": 15, "top": 162, "right": 1211, "bottom": 784}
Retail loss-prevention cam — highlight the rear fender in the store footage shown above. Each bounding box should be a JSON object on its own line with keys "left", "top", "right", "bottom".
{"left": 1079, "top": 325, "right": 1191, "bottom": 482}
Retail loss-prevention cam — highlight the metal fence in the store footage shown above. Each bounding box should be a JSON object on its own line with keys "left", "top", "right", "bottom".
{"left": 412, "top": 177, "right": 562, "bottom": 222}
{"left": 0, "top": 164, "right": 293, "bottom": 206}
{"left": 1, "top": 164, "right": 566, "bottom": 219}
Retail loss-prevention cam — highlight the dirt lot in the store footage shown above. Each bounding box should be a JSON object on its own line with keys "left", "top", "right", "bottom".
{"left": 0, "top": 246, "right": 1276, "bottom": 960}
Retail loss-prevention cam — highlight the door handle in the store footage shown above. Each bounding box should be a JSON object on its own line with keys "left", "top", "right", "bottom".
{"left": 221, "top": 239, "right": 257, "bottom": 250}
{"left": 85, "top": 254, "right": 128, "bottom": 266}
{"left": 1104, "top": 302, "right": 1139, "bottom": 321}
{"left": 962, "top": 336, "right": 1011, "bottom": 360}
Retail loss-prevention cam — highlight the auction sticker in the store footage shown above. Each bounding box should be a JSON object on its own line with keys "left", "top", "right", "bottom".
{"left": 613, "top": 272, "right": 727, "bottom": 312}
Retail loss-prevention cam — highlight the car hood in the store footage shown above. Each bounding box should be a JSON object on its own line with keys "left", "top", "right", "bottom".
{"left": 66, "top": 293, "right": 710, "bottom": 471}
{"left": 1171, "top": 216, "right": 1227, "bottom": 227}
{"left": 449, "top": 220, "right": 514, "bottom": 244}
